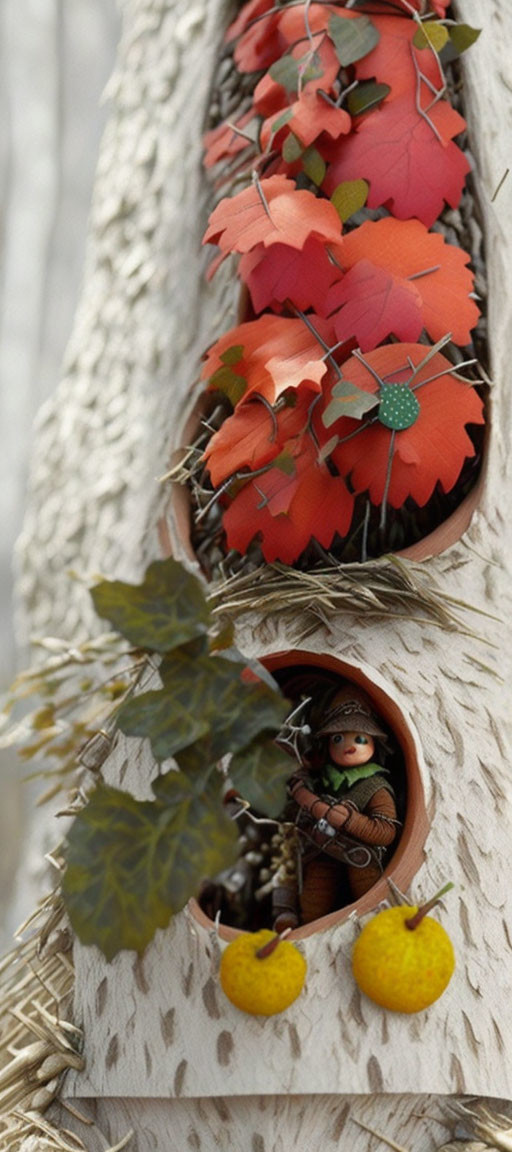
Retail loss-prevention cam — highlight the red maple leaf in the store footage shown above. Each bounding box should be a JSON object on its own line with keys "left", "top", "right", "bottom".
{"left": 253, "top": 35, "right": 340, "bottom": 119}
{"left": 204, "top": 400, "right": 278, "bottom": 488}
{"left": 222, "top": 434, "right": 354, "bottom": 563}
{"left": 326, "top": 260, "right": 423, "bottom": 350}
{"left": 239, "top": 236, "right": 343, "bottom": 314}
{"left": 323, "top": 92, "right": 469, "bottom": 226}
{"left": 226, "top": 0, "right": 275, "bottom": 42}
{"left": 351, "top": 15, "right": 442, "bottom": 100}
{"left": 232, "top": 3, "right": 363, "bottom": 74}
{"left": 202, "top": 313, "right": 335, "bottom": 404}
{"left": 287, "top": 88, "right": 351, "bottom": 149}
{"left": 261, "top": 87, "right": 351, "bottom": 157}
{"left": 325, "top": 218, "right": 479, "bottom": 347}
{"left": 203, "top": 174, "right": 343, "bottom": 255}
{"left": 346, "top": 1, "right": 448, "bottom": 11}
{"left": 203, "top": 112, "right": 256, "bottom": 169}
{"left": 229, "top": 3, "right": 284, "bottom": 72}
{"left": 321, "top": 343, "right": 484, "bottom": 508}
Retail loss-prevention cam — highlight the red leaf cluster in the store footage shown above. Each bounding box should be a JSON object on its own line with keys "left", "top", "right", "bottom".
{"left": 192, "top": 0, "right": 483, "bottom": 565}
{"left": 204, "top": 175, "right": 343, "bottom": 256}
{"left": 208, "top": 392, "right": 355, "bottom": 563}
{"left": 324, "top": 218, "right": 479, "bottom": 349}
{"left": 201, "top": 312, "right": 335, "bottom": 405}
{"left": 321, "top": 344, "right": 485, "bottom": 509}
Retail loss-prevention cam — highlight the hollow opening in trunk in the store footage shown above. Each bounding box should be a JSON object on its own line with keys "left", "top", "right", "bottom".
{"left": 193, "top": 648, "right": 429, "bottom": 941}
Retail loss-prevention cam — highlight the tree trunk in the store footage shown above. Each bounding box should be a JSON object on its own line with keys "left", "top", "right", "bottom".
{"left": 6, "top": 0, "right": 512, "bottom": 1148}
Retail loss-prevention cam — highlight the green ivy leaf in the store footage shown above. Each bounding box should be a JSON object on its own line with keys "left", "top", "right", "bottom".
{"left": 171, "top": 649, "right": 288, "bottom": 772}
{"left": 331, "top": 179, "right": 369, "bottom": 222}
{"left": 322, "top": 378, "right": 379, "bottom": 427}
{"left": 116, "top": 681, "right": 210, "bottom": 762}
{"left": 269, "top": 108, "right": 294, "bottom": 138}
{"left": 220, "top": 345, "right": 244, "bottom": 366}
{"left": 229, "top": 737, "right": 292, "bottom": 817}
{"left": 118, "top": 648, "right": 288, "bottom": 767}
{"left": 347, "top": 81, "right": 390, "bottom": 117}
{"left": 91, "top": 559, "right": 210, "bottom": 654}
{"left": 328, "top": 13, "right": 379, "bottom": 67}
{"left": 209, "top": 364, "right": 247, "bottom": 406}
{"left": 302, "top": 146, "right": 326, "bottom": 186}
{"left": 272, "top": 450, "right": 296, "bottom": 476}
{"left": 62, "top": 777, "right": 237, "bottom": 958}
{"left": 269, "top": 55, "right": 300, "bottom": 93}
{"left": 282, "top": 132, "right": 304, "bottom": 164}
{"left": 208, "top": 619, "right": 235, "bottom": 652}
{"left": 413, "top": 22, "right": 449, "bottom": 51}
{"left": 448, "top": 23, "right": 481, "bottom": 55}
{"left": 301, "top": 52, "right": 324, "bottom": 84}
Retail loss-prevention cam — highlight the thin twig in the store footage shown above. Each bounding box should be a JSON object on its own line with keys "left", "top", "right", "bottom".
{"left": 491, "top": 167, "right": 510, "bottom": 202}
{"left": 379, "top": 429, "right": 396, "bottom": 533}
{"left": 407, "top": 264, "right": 441, "bottom": 280}
{"left": 410, "top": 43, "right": 444, "bottom": 144}
{"left": 352, "top": 1117, "right": 412, "bottom": 1151}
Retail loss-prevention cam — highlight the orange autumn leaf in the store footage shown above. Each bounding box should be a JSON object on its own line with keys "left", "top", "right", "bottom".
{"left": 203, "top": 112, "right": 256, "bottom": 169}
{"left": 260, "top": 87, "right": 351, "bottom": 156}
{"left": 321, "top": 343, "right": 484, "bottom": 508}
{"left": 253, "top": 35, "right": 340, "bottom": 118}
{"left": 222, "top": 434, "right": 354, "bottom": 563}
{"left": 201, "top": 313, "right": 335, "bottom": 405}
{"left": 204, "top": 391, "right": 314, "bottom": 487}
{"left": 204, "top": 400, "right": 277, "bottom": 487}
{"left": 290, "top": 89, "right": 350, "bottom": 148}
{"left": 325, "top": 218, "right": 479, "bottom": 347}
{"left": 203, "top": 174, "right": 343, "bottom": 256}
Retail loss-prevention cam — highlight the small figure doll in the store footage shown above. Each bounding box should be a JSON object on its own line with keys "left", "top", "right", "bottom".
{"left": 273, "top": 686, "right": 400, "bottom": 929}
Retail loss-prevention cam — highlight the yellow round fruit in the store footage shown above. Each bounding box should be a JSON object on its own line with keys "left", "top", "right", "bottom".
{"left": 219, "top": 930, "right": 307, "bottom": 1016}
{"left": 352, "top": 905, "right": 455, "bottom": 1014}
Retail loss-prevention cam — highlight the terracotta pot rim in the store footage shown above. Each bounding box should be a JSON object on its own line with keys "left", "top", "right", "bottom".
{"left": 163, "top": 391, "right": 485, "bottom": 570}
{"left": 187, "top": 648, "right": 430, "bottom": 942}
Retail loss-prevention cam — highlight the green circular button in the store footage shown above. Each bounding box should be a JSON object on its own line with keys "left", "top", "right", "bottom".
{"left": 378, "top": 383, "right": 420, "bottom": 431}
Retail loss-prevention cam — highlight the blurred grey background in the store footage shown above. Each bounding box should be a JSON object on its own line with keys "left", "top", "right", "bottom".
{"left": 0, "top": 0, "right": 120, "bottom": 948}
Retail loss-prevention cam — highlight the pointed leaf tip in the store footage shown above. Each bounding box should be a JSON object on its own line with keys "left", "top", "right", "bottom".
{"left": 328, "top": 13, "right": 380, "bottom": 67}
{"left": 91, "top": 559, "right": 210, "bottom": 653}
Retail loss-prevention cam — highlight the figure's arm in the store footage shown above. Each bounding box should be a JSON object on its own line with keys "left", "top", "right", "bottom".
{"left": 289, "top": 778, "right": 398, "bottom": 847}
{"left": 342, "top": 788, "right": 398, "bottom": 847}
{"left": 288, "top": 778, "right": 350, "bottom": 830}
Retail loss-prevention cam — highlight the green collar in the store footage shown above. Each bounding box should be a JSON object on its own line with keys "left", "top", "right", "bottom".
{"left": 320, "top": 761, "right": 386, "bottom": 794}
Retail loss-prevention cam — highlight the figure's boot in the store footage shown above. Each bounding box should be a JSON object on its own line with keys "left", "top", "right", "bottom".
{"left": 272, "top": 882, "right": 300, "bottom": 931}
{"left": 300, "top": 855, "right": 341, "bottom": 923}
{"left": 347, "top": 860, "right": 383, "bottom": 901}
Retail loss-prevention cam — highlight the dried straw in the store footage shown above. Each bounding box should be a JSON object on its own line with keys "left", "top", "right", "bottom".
{"left": 207, "top": 554, "right": 487, "bottom": 638}
{"left": 0, "top": 888, "right": 130, "bottom": 1151}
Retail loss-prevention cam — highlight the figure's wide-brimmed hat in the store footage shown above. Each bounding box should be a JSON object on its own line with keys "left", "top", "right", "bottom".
{"left": 316, "top": 685, "right": 389, "bottom": 740}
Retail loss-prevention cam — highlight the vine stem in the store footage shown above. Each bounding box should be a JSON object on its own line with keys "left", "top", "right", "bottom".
{"left": 255, "top": 929, "right": 292, "bottom": 959}
{"left": 404, "top": 882, "right": 454, "bottom": 931}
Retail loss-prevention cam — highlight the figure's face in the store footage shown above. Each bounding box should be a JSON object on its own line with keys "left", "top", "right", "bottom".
{"left": 329, "top": 730, "right": 375, "bottom": 767}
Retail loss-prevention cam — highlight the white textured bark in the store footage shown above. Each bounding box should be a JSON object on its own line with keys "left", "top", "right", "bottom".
{"left": 10, "top": 0, "right": 512, "bottom": 1146}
